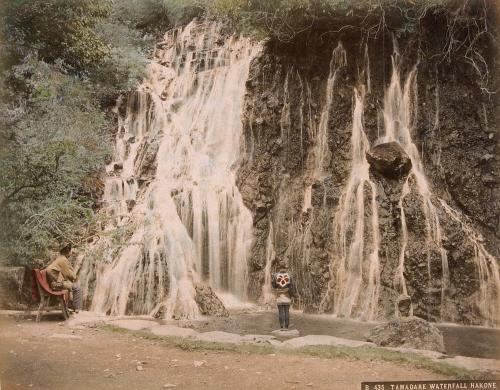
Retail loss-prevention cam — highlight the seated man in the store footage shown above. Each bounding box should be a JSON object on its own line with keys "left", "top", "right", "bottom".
{"left": 45, "top": 243, "right": 82, "bottom": 313}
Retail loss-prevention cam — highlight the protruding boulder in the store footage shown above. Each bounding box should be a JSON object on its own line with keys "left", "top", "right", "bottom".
{"left": 366, "top": 142, "right": 412, "bottom": 179}
{"left": 367, "top": 316, "right": 445, "bottom": 353}
{"left": 126, "top": 199, "right": 136, "bottom": 212}
{"left": 194, "top": 284, "right": 229, "bottom": 317}
{"left": 396, "top": 294, "right": 412, "bottom": 317}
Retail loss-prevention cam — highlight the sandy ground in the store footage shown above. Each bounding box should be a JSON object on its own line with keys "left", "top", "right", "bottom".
{"left": 0, "top": 315, "right": 452, "bottom": 390}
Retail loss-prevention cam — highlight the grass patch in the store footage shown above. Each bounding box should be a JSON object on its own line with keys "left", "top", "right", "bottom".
{"left": 295, "top": 346, "right": 478, "bottom": 379}
{"left": 102, "top": 324, "right": 484, "bottom": 379}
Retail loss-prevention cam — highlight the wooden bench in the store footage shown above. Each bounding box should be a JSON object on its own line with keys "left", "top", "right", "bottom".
{"left": 32, "top": 269, "right": 70, "bottom": 322}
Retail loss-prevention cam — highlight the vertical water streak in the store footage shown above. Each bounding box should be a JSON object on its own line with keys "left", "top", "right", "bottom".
{"left": 321, "top": 85, "right": 381, "bottom": 320}
{"left": 381, "top": 50, "right": 450, "bottom": 320}
{"left": 302, "top": 43, "right": 346, "bottom": 212}
{"left": 396, "top": 180, "right": 410, "bottom": 298}
{"left": 438, "top": 199, "right": 500, "bottom": 326}
{"left": 280, "top": 68, "right": 291, "bottom": 153}
{"left": 313, "top": 42, "right": 347, "bottom": 180}
{"left": 261, "top": 222, "right": 276, "bottom": 307}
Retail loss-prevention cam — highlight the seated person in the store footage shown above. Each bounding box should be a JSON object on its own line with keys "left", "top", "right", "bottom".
{"left": 45, "top": 243, "right": 82, "bottom": 313}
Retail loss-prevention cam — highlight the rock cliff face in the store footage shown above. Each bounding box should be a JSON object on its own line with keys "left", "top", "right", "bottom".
{"left": 82, "top": 14, "right": 498, "bottom": 326}
{"left": 237, "top": 11, "right": 499, "bottom": 325}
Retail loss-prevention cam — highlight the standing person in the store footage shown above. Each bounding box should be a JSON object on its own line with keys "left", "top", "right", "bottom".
{"left": 45, "top": 243, "right": 82, "bottom": 313}
{"left": 271, "top": 267, "right": 296, "bottom": 329}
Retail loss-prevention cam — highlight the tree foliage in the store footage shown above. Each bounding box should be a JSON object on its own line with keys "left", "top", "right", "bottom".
{"left": 200, "top": 0, "right": 496, "bottom": 45}
{"left": 112, "top": 0, "right": 203, "bottom": 32}
{"left": 6, "top": 0, "right": 112, "bottom": 72}
{"left": 0, "top": 0, "right": 155, "bottom": 266}
{"left": 0, "top": 59, "right": 110, "bottom": 265}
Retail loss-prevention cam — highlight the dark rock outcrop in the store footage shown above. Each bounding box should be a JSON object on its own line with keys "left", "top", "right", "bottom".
{"left": 367, "top": 317, "right": 445, "bottom": 353}
{"left": 397, "top": 295, "right": 412, "bottom": 317}
{"left": 366, "top": 142, "right": 412, "bottom": 179}
{"left": 194, "top": 284, "right": 229, "bottom": 317}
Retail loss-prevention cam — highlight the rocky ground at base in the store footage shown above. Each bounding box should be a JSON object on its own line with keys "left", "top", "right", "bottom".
{"left": 0, "top": 315, "right": 459, "bottom": 390}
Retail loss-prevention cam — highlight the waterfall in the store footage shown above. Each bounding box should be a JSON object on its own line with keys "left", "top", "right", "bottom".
{"left": 84, "top": 21, "right": 261, "bottom": 319}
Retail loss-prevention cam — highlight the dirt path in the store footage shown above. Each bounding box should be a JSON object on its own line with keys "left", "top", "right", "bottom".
{"left": 0, "top": 316, "right": 449, "bottom": 390}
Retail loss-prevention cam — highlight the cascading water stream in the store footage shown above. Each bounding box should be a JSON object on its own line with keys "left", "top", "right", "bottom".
{"left": 380, "top": 49, "right": 450, "bottom": 319}
{"left": 438, "top": 200, "right": 500, "bottom": 326}
{"left": 314, "top": 43, "right": 347, "bottom": 180}
{"left": 261, "top": 222, "right": 276, "bottom": 307}
{"left": 320, "top": 85, "right": 381, "bottom": 320}
{"left": 303, "top": 43, "right": 347, "bottom": 211}
{"left": 84, "top": 21, "right": 261, "bottom": 319}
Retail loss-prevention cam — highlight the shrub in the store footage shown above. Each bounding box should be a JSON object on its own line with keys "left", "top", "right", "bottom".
{"left": 0, "top": 58, "right": 110, "bottom": 265}
{"left": 5, "top": 0, "right": 112, "bottom": 73}
{"left": 112, "top": 0, "right": 203, "bottom": 32}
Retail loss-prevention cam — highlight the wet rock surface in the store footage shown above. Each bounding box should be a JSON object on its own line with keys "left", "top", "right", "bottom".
{"left": 366, "top": 142, "right": 412, "bottom": 178}
{"left": 237, "top": 17, "right": 499, "bottom": 325}
{"left": 367, "top": 317, "right": 446, "bottom": 353}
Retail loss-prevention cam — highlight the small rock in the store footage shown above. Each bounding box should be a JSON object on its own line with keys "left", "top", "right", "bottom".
{"left": 194, "top": 284, "right": 229, "bottom": 317}
{"left": 224, "top": 366, "right": 229, "bottom": 370}
{"left": 163, "top": 384, "right": 176, "bottom": 388}
{"left": 193, "top": 360, "right": 206, "bottom": 368}
{"left": 367, "top": 316, "right": 445, "bottom": 353}
{"left": 271, "top": 329, "right": 300, "bottom": 337}
{"left": 306, "top": 383, "right": 314, "bottom": 387}
{"left": 136, "top": 365, "right": 144, "bottom": 371}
